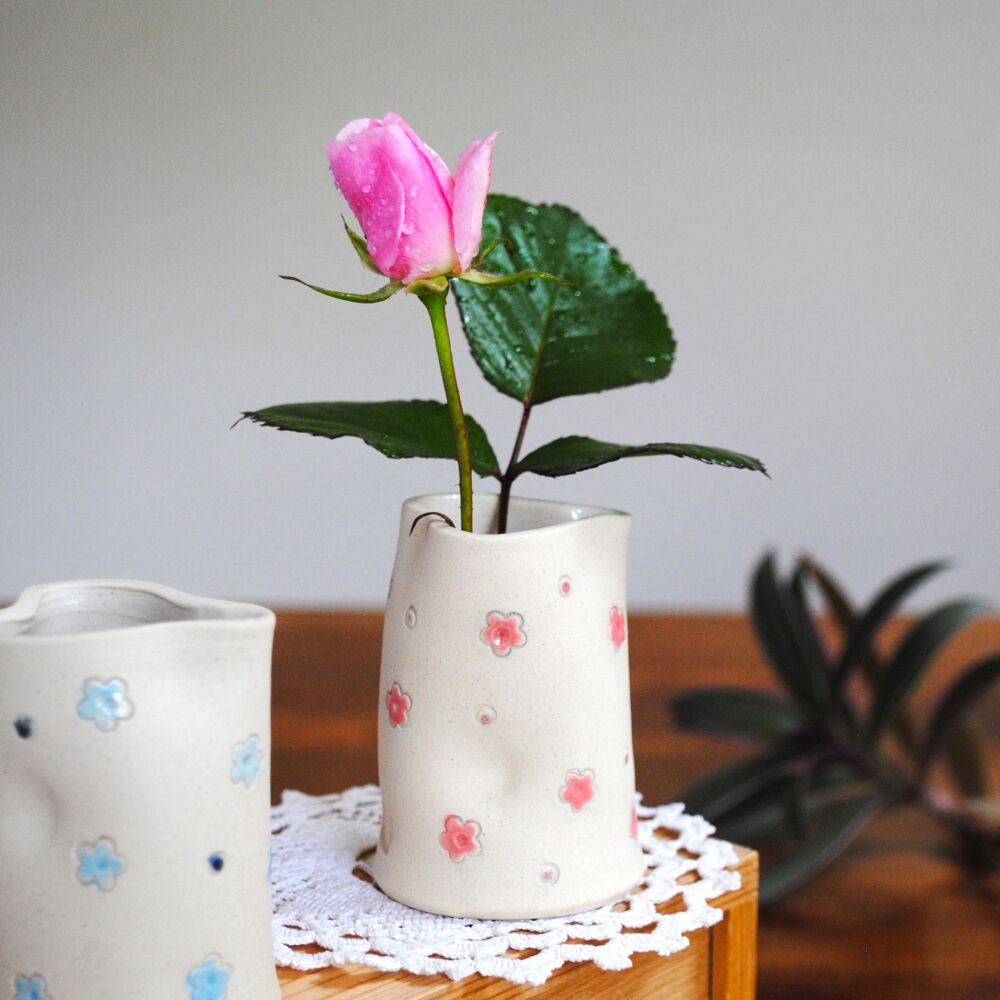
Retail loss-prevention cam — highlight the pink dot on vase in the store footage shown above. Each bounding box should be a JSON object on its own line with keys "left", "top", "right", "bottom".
{"left": 537, "top": 863, "right": 560, "bottom": 885}
{"left": 558, "top": 575, "right": 572, "bottom": 596}
{"left": 404, "top": 606, "right": 417, "bottom": 629}
{"left": 476, "top": 705, "right": 497, "bottom": 726}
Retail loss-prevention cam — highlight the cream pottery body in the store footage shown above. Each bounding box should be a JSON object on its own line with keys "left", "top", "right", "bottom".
{"left": 0, "top": 580, "right": 279, "bottom": 1000}
{"left": 374, "top": 494, "right": 645, "bottom": 918}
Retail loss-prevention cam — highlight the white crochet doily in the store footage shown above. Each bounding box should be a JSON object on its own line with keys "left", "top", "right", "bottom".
{"left": 270, "top": 785, "right": 741, "bottom": 986}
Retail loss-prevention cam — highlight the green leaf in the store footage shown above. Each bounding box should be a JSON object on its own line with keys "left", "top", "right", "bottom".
{"left": 670, "top": 687, "right": 804, "bottom": 743}
{"left": 515, "top": 436, "right": 767, "bottom": 478}
{"left": 750, "top": 555, "right": 831, "bottom": 713}
{"left": 676, "top": 742, "right": 808, "bottom": 820}
{"left": 452, "top": 194, "right": 675, "bottom": 404}
{"left": 719, "top": 763, "right": 867, "bottom": 845}
{"left": 342, "top": 218, "right": 382, "bottom": 274}
{"left": 454, "top": 267, "right": 569, "bottom": 288}
{"left": 920, "top": 653, "right": 1000, "bottom": 779}
{"left": 833, "top": 561, "right": 949, "bottom": 692}
{"left": 759, "top": 793, "right": 882, "bottom": 905}
{"left": 280, "top": 274, "right": 402, "bottom": 303}
{"left": 796, "top": 555, "right": 857, "bottom": 635}
{"left": 942, "top": 724, "right": 991, "bottom": 798}
{"left": 239, "top": 400, "right": 500, "bottom": 476}
{"left": 868, "top": 600, "right": 990, "bottom": 743}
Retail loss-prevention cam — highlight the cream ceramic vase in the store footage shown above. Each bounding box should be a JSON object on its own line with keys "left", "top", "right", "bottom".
{"left": 0, "top": 580, "right": 279, "bottom": 1000}
{"left": 374, "top": 494, "right": 645, "bottom": 919}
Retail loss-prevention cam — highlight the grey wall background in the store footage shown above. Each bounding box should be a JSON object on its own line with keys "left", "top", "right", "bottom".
{"left": 2, "top": 0, "right": 998, "bottom": 609}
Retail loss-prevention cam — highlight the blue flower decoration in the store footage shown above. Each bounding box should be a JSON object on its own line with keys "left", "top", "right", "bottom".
{"left": 77, "top": 837, "right": 127, "bottom": 891}
{"left": 230, "top": 735, "right": 261, "bottom": 789}
{"left": 15, "top": 975, "right": 49, "bottom": 1000}
{"left": 77, "top": 677, "right": 133, "bottom": 732}
{"left": 186, "top": 955, "right": 232, "bottom": 1000}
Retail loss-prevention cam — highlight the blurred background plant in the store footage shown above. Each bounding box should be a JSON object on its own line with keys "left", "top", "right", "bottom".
{"left": 672, "top": 555, "right": 999, "bottom": 904}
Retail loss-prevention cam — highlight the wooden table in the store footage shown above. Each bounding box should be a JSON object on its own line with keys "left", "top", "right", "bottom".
{"left": 272, "top": 612, "right": 1000, "bottom": 1000}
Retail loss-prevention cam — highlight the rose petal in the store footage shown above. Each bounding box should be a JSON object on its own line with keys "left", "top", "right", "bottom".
{"left": 452, "top": 131, "right": 498, "bottom": 272}
{"left": 328, "top": 124, "right": 404, "bottom": 276}
{"left": 384, "top": 112, "right": 454, "bottom": 204}
{"left": 378, "top": 122, "right": 458, "bottom": 282}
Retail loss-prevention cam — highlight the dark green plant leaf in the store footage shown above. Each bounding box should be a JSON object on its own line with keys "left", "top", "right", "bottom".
{"left": 280, "top": 274, "right": 403, "bottom": 303}
{"left": 714, "top": 774, "right": 801, "bottom": 845}
{"left": 920, "top": 653, "right": 1000, "bottom": 780}
{"left": 868, "top": 600, "right": 990, "bottom": 743}
{"left": 759, "top": 793, "right": 883, "bottom": 905}
{"left": 718, "top": 763, "right": 867, "bottom": 845}
{"left": 239, "top": 400, "right": 500, "bottom": 476}
{"left": 452, "top": 194, "right": 675, "bottom": 404}
{"left": 796, "top": 555, "right": 857, "bottom": 635}
{"left": 516, "top": 436, "right": 767, "bottom": 478}
{"left": 670, "top": 687, "right": 803, "bottom": 743}
{"left": 942, "top": 723, "right": 991, "bottom": 798}
{"left": 833, "top": 561, "right": 950, "bottom": 692}
{"left": 676, "top": 741, "right": 809, "bottom": 821}
{"left": 751, "top": 555, "right": 831, "bottom": 713}
{"left": 342, "top": 218, "right": 381, "bottom": 274}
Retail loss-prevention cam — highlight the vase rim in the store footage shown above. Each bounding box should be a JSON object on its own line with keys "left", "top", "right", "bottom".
{"left": 403, "top": 492, "right": 631, "bottom": 542}
{"left": 0, "top": 579, "right": 274, "bottom": 642}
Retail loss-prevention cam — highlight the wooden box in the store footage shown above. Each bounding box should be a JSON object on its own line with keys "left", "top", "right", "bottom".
{"left": 278, "top": 846, "right": 757, "bottom": 998}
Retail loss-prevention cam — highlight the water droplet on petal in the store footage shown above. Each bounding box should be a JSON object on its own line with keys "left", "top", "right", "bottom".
{"left": 419, "top": 262, "right": 433, "bottom": 272}
{"left": 347, "top": 142, "right": 358, "bottom": 152}
{"left": 362, "top": 184, "right": 371, "bottom": 194}
{"left": 401, "top": 221, "right": 415, "bottom": 235}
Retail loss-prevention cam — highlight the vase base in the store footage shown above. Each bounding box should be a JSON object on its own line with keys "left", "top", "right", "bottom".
{"left": 372, "top": 850, "right": 647, "bottom": 920}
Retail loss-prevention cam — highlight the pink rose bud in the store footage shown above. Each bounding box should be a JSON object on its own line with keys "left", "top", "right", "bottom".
{"left": 328, "top": 113, "right": 498, "bottom": 285}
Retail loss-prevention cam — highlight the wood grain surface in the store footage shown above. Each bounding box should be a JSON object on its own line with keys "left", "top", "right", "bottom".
{"left": 272, "top": 611, "right": 1000, "bottom": 1000}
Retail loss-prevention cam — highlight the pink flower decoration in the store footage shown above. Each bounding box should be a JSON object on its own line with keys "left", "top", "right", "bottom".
{"left": 630, "top": 803, "right": 639, "bottom": 839}
{"left": 559, "top": 769, "right": 596, "bottom": 812}
{"left": 385, "top": 683, "right": 411, "bottom": 728}
{"left": 610, "top": 605, "right": 627, "bottom": 651}
{"left": 328, "top": 113, "right": 498, "bottom": 285}
{"left": 480, "top": 611, "right": 526, "bottom": 657}
{"left": 439, "top": 814, "right": 481, "bottom": 862}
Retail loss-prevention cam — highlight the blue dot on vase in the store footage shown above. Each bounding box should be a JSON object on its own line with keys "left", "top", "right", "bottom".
{"left": 14, "top": 717, "right": 34, "bottom": 739}
{"left": 209, "top": 852, "right": 225, "bottom": 872}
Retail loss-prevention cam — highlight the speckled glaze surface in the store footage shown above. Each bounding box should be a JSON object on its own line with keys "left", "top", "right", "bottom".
{"left": 374, "top": 494, "right": 646, "bottom": 919}
{"left": 0, "top": 580, "right": 280, "bottom": 1000}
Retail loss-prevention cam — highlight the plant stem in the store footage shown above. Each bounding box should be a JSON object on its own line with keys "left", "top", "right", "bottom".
{"left": 497, "top": 401, "right": 532, "bottom": 533}
{"left": 420, "top": 289, "right": 473, "bottom": 532}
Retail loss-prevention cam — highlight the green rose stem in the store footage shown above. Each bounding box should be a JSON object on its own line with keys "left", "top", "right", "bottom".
{"left": 419, "top": 287, "right": 474, "bottom": 532}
